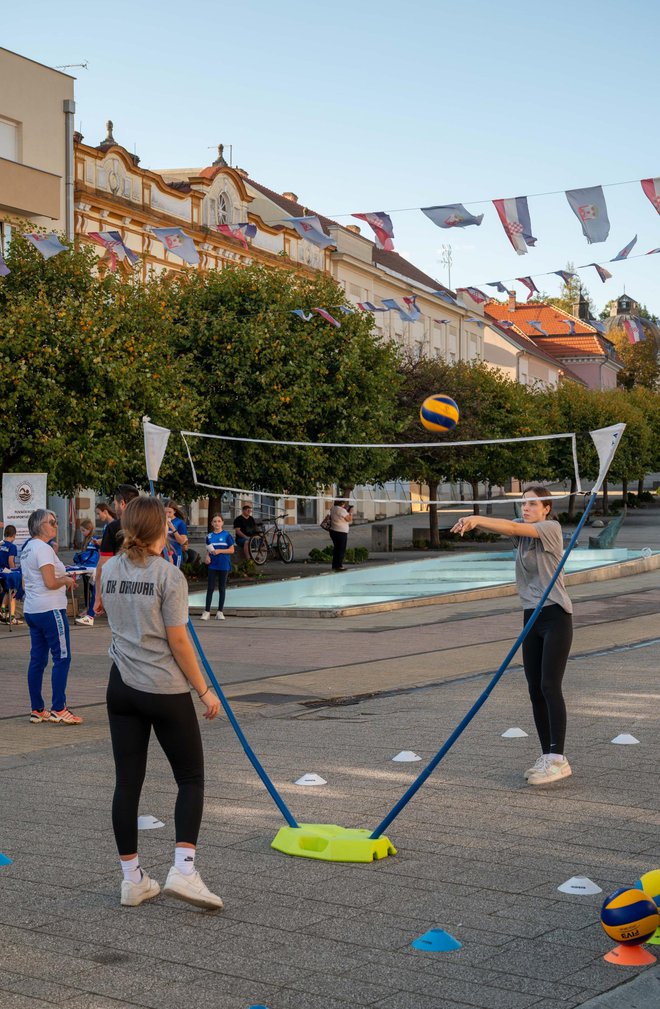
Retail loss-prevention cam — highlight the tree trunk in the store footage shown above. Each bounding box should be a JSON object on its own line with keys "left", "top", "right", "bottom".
{"left": 567, "top": 476, "right": 577, "bottom": 518}
{"left": 207, "top": 495, "right": 223, "bottom": 531}
{"left": 471, "top": 480, "right": 480, "bottom": 516}
{"left": 637, "top": 477, "right": 645, "bottom": 496}
{"left": 621, "top": 477, "right": 628, "bottom": 506}
{"left": 602, "top": 480, "right": 609, "bottom": 516}
{"left": 428, "top": 482, "right": 440, "bottom": 548}
{"left": 485, "top": 481, "right": 493, "bottom": 516}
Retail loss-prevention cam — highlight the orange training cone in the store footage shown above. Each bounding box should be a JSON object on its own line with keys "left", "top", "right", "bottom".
{"left": 604, "top": 944, "right": 657, "bottom": 966}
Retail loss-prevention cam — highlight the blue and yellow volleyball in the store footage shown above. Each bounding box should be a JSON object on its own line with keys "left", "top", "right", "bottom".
{"left": 420, "top": 395, "right": 460, "bottom": 433}
{"left": 600, "top": 887, "right": 660, "bottom": 945}
{"left": 635, "top": 870, "right": 660, "bottom": 909}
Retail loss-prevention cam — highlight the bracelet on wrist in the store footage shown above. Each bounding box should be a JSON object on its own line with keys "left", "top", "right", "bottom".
{"left": 197, "top": 687, "right": 210, "bottom": 700}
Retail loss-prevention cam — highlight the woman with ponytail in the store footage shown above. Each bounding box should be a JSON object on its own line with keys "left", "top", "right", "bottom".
{"left": 101, "top": 497, "right": 223, "bottom": 909}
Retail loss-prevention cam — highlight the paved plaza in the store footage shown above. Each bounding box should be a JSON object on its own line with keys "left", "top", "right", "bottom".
{"left": 0, "top": 512, "right": 659, "bottom": 1009}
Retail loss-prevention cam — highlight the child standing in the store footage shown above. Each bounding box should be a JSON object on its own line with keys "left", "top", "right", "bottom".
{"left": 0, "top": 525, "right": 23, "bottom": 625}
{"left": 201, "top": 514, "right": 234, "bottom": 621}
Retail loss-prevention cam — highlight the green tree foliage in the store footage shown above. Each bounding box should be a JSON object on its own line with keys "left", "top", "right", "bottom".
{"left": 546, "top": 264, "right": 595, "bottom": 318}
{"left": 167, "top": 266, "right": 401, "bottom": 501}
{"left": 391, "top": 357, "right": 549, "bottom": 544}
{"left": 606, "top": 327, "right": 660, "bottom": 390}
{"left": 0, "top": 235, "right": 202, "bottom": 495}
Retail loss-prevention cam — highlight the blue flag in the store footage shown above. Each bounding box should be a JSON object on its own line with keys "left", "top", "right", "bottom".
{"left": 553, "top": 270, "right": 577, "bottom": 284}
{"left": 291, "top": 310, "right": 312, "bottom": 321}
{"left": 152, "top": 228, "right": 199, "bottom": 265}
{"left": 24, "top": 233, "right": 67, "bottom": 260}
{"left": 283, "top": 216, "right": 334, "bottom": 249}
{"left": 610, "top": 235, "right": 637, "bottom": 262}
{"left": 432, "top": 290, "right": 459, "bottom": 305}
{"left": 422, "top": 204, "right": 484, "bottom": 228}
{"left": 565, "top": 186, "right": 610, "bottom": 244}
{"left": 486, "top": 281, "right": 512, "bottom": 295}
{"left": 527, "top": 320, "right": 548, "bottom": 337}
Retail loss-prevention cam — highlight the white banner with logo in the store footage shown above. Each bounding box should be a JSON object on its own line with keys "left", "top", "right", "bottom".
{"left": 2, "top": 473, "right": 48, "bottom": 545}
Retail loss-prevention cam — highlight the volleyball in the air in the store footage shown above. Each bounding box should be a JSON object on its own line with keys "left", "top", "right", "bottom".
{"left": 600, "top": 887, "right": 660, "bottom": 945}
{"left": 635, "top": 870, "right": 660, "bottom": 909}
{"left": 420, "top": 394, "right": 459, "bottom": 433}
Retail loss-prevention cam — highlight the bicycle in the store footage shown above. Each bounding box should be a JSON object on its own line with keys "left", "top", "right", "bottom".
{"left": 248, "top": 513, "right": 295, "bottom": 565}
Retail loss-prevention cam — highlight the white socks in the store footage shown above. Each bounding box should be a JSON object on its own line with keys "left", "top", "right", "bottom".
{"left": 547, "top": 753, "right": 564, "bottom": 762}
{"left": 175, "top": 846, "right": 196, "bottom": 876}
{"left": 120, "top": 855, "right": 142, "bottom": 884}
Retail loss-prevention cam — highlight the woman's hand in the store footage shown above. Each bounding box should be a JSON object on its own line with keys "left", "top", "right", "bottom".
{"left": 450, "top": 516, "right": 479, "bottom": 536}
{"left": 204, "top": 554, "right": 211, "bottom": 565}
{"left": 201, "top": 688, "right": 221, "bottom": 720}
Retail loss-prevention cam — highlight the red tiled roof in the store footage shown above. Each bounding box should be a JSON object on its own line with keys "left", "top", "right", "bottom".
{"left": 485, "top": 301, "right": 617, "bottom": 359}
{"left": 372, "top": 247, "right": 447, "bottom": 293}
{"left": 486, "top": 319, "right": 587, "bottom": 384}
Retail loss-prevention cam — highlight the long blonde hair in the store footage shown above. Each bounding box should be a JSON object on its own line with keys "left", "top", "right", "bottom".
{"left": 120, "top": 497, "right": 166, "bottom": 563}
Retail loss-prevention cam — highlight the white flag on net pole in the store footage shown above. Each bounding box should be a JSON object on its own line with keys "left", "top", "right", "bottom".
{"left": 590, "top": 423, "right": 626, "bottom": 493}
{"left": 143, "top": 416, "right": 171, "bottom": 483}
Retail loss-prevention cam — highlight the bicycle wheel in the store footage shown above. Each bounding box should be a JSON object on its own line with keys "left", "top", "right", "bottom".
{"left": 249, "top": 535, "right": 268, "bottom": 566}
{"left": 277, "top": 532, "right": 294, "bottom": 564}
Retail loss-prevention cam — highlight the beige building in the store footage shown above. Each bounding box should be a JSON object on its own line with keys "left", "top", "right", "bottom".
{"left": 0, "top": 48, "right": 75, "bottom": 250}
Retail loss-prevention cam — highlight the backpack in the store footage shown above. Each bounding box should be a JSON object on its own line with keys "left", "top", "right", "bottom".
{"left": 73, "top": 546, "right": 99, "bottom": 566}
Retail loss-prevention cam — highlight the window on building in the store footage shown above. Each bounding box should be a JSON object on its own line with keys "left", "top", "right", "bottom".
{"left": 217, "top": 192, "right": 232, "bottom": 226}
{"left": 0, "top": 118, "right": 19, "bottom": 162}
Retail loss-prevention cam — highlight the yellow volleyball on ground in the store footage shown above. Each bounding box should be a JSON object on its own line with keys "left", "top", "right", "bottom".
{"left": 600, "top": 887, "right": 660, "bottom": 945}
{"left": 635, "top": 870, "right": 660, "bottom": 908}
{"left": 420, "top": 394, "right": 459, "bottom": 433}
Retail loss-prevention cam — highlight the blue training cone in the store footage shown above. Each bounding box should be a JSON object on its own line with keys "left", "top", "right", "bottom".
{"left": 0, "top": 853, "right": 13, "bottom": 866}
{"left": 412, "top": 928, "right": 461, "bottom": 952}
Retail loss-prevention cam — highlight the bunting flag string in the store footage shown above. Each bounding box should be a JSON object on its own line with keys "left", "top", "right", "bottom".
{"left": 516, "top": 277, "right": 540, "bottom": 301}
{"left": 217, "top": 222, "right": 257, "bottom": 250}
{"left": 88, "top": 231, "right": 138, "bottom": 271}
{"left": 565, "top": 186, "right": 610, "bottom": 244}
{"left": 527, "top": 320, "right": 548, "bottom": 337}
{"left": 152, "top": 227, "right": 199, "bottom": 265}
{"left": 283, "top": 216, "right": 334, "bottom": 249}
{"left": 611, "top": 235, "right": 637, "bottom": 262}
{"left": 493, "top": 197, "right": 537, "bottom": 255}
{"left": 421, "top": 204, "right": 484, "bottom": 229}
{"left": 352, "top": 212, "right": 395, "bottom": 250}
{"left": 25, "top": 233, "right": 68, "bottom": 260}
{"left": 585, "top": 263, "right": 613, "bottom": 283}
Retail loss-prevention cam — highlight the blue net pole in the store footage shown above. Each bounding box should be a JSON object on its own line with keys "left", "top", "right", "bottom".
{"left": 187, "top": 615, "right": 299, "bottom": 829}
{"left": 370, "top": 494, "right": 597, "bottom": 840}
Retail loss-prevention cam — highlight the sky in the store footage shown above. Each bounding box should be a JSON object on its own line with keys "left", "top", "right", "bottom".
{"left": 4, "top": 0, "right": 660, "bottom": 314}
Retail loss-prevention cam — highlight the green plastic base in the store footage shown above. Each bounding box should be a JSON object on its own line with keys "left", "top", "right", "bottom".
{"left": 271, "top": 823, "right": 396, "bottom": 862}
{"left": 647, "top": 926, "right": 660, "bottom": 945}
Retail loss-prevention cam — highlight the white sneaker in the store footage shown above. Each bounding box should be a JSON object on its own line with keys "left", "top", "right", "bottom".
{"left": 524, "top": 755, "right": 547, "bottom": 781}
{"left": 163, "top": 866, "right": 224, "bottom": 910}
{"left": 527, "top": 756, "right": 572, "bottom": 786}
{"left": 200, "top": 611, "right": 210, "bottom": 621}
{"left": 75, "top": 615, "right": 94, "bottom": 627}
{"left": 120, "top": 871, "right": 160, "bottom": 907}
{"left": 215, "top": 611, "right": 225, "bottom": 620}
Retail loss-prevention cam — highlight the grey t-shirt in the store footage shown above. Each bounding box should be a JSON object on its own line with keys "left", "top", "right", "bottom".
{"left": 101, "top": 553, "right": 190, "bottom": 693}
{"left": 511, "top": 519, "right": 573, "bottom": 614}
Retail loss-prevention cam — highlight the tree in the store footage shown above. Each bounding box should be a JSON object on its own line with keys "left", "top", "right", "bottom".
{"left": 540, "top": 380, "right": 603, "bottom": 517}
{"left": 391, "top": 357, "right": 548, "bottom": 546}
{"left": 546, "top": 264, "right": 595, "bottom": 318}
{"left": 167, "top": 265, "right": 402, "bottom": 513}
{"left": 606, "top": 327, "right": 660, "bottom": 390}
{"left": 0, "top": 235, "right": 203, "bottom": 495}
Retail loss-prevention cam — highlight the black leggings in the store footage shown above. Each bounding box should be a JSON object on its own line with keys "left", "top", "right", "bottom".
{"left": 106, "top": 664, "right": 204, "bottom": 855}
{"left": 329, "top": 530, "right": 348, "bottom": 570}
{"left": 205, "top": 569, "right": 228, "bottom": 612}
{"left": 522, "top": 604, "right": 573, "bottom": 755}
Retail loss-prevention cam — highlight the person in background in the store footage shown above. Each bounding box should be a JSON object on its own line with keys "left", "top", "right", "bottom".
{"left": 46, "top": 511, "right": 59, "bottom": 555}
{"left": 102, "top": 496, "right": 222, "bottom": 910}
{"left": 94, "top": 485, "right": 141, "bottom": 616}
{"left": 451, "top": 486, "right": 573, "bottom": 786}
{"left": 95, "top": 501, "right": 117, "bottom": 533}
{"left": 74, "top": 519, "right": 100, "bottom": 628}
{"left": 232, "top": 502, "right": 257, "bottom": 562}
{"left": 22, "top": 509, "right": 81, "bottom": 724}
{"left": 329, "top": 499, "right": 353, "bottom": 572}
{"left": 0, "top": 525, "right": 23, "bottom": 625}
{"left": 201, "top": 514, "right": 234, "bottom": 621}
{"left": 165, "top": 502, "right": 189, "bottom": 569}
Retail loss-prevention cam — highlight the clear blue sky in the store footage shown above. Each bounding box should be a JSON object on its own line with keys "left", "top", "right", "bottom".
{"left": 5, "top": 0, "right": 660, "bottom": 314}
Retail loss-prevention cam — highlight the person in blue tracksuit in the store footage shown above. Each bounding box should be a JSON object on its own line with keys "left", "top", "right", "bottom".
{"left": 21, "top": 509, "right": 82, "bottom": 724}
{"left": 165, "top": 502, "right": 189, "bottom": 568}
{"left": 201, "top": 514, "right": 234, "bottom": 621}
{"left": 0, "top": 525, "right": 23, "bottom": 625}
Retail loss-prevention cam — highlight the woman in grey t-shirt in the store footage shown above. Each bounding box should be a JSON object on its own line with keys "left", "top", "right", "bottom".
{"left": 102, "top": 496, "right": 224, "bottom": 910}
{"left": 451, "top": 486, "right": 573, "bottom": 787}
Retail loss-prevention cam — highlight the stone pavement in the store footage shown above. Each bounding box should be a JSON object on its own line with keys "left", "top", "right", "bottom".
{"left": 0, "top": 515, "right": 659, "bottom": 1008}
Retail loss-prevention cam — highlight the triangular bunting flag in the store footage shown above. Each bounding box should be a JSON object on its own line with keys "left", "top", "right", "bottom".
{"left": 590, "top": 423, "right": 626, "bottom": 493}
{"left": 565, "top": 186, "right": 610, "bottom": 244}
{"left": 421, "top": 204, "right": 483, "bottom": 229}
{"left": 283, "top": 216, "right": 334, "bottom": 249}
{"left": 493, "top": 196, "right": 537, "bottom": 255}
{"left": 610, "top": 235, "right": 637, "bottom": 262}
{"left": 25, "top": 233, "right": 68, "bottom": 260}
{"left": 152, "top": 227, "right": 199, "bottom": 265}
{"left": 352, "top": 212, "right": 395, "bottom": 251}
{"left": 143, "top": 417, "right": 171, "bottom": 483}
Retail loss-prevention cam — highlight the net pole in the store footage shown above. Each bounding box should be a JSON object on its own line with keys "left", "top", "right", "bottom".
{"left": 369, "top": 493, "right": 597, "bottom": 840}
